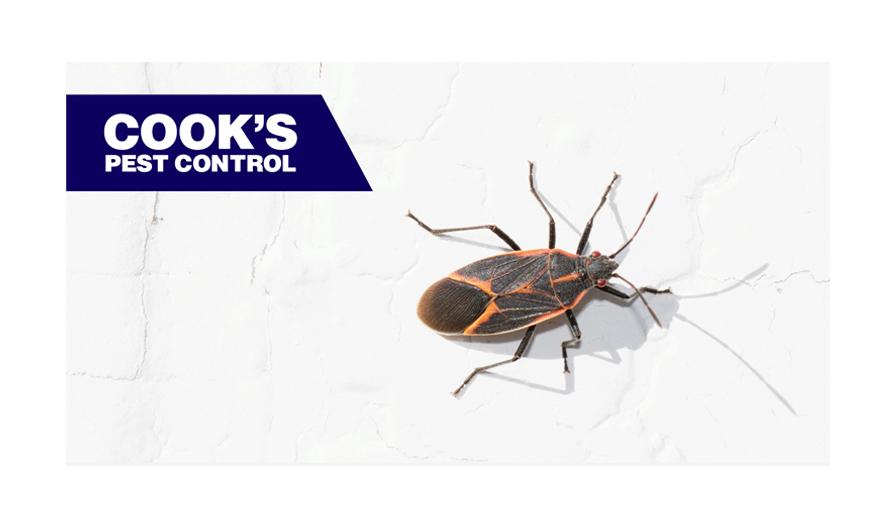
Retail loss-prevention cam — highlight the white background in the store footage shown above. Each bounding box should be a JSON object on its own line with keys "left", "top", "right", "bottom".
{"left": 67, "top": 63, "right": 828, "bottom": 464}
{"left": 2, "top": 1, "right": 892, "bottom": 525}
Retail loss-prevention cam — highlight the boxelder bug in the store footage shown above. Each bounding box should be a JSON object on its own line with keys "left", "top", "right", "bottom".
{"left": 408, "top": 162, "right": 672, "bottom": 396}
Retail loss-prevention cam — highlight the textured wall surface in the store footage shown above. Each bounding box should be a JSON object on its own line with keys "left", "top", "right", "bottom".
{"left": 67, "top": 63, "right": 829, "bottom": 464}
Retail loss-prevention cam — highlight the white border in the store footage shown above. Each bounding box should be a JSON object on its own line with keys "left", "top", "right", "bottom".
{"left": 1, "top": 1, "right": 891, "bottom": 524}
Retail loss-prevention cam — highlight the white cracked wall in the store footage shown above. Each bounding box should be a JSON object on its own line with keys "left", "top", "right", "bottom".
{"left": 67, "top": 63, "right": 829, "bottom": 464}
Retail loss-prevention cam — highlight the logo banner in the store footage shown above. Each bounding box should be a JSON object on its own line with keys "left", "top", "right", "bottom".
{"left": 66, "top": 95, "right": 371, "bottom": 191}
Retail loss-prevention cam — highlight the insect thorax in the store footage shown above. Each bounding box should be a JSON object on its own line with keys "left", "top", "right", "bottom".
{"left": 581, "top": 255, "right": 618, "bottom": 285}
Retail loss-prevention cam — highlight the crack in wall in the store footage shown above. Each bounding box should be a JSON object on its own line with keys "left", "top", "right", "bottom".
{"left": 370, "top": 417, "right": 489, "bottom": 463}
{"left": 588, "top": 357, "right": 638, "bottom": 432}
{"left": 250, "top": 192, "right": 287, "bottom": 285}
{"left": 710, "top": 269, "right": 830, "bottom": 290}
{"left": 665, "top": 127, "right": 773, "bottom": 287}
{"left": 133, "top": 193, "right": 160, "bottom": 380}
{"left": 647, "top": 431, "right": 687, "bottom": 463}
{"left": 143, "top": 63, "right": 154, "bottom": 94}
{"left": 771, "top": 270, "right": 829, "bottom": 285}
{"left": 370, "top": 417, "right": 434, "bottom": 461}
{"left": 417, "top": 64, "right": 461, "bottom": 144}
{"left": 264, "top": 290, "right": 274, "bottom": 372}
{"left": 385, "top": 64, "right": 462, "bottom": 152}
{"left": 72, "top": 194, "right": 163, "bottom": 382}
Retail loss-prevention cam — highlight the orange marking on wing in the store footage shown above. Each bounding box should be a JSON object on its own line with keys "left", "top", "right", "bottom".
{"left": 548, "top": 248, "right": 579, "bottom": 259}
{"left": 448, "top": 272, "right": 494, "bottom": 295}
{"left": 471, "top": 248, "right": 574, "bottom": 260}
{"left": 464, "top": 303, "right": 569, "bottom": 336}
{"left": 463, "top": 301, "right": 501, "bottom": 335}
{"left": 552, "top": 273, "right": 581, "bottom": 283}
{"left": 514, "top": 286, "right": 561, "bottom": 303}
{"left": 507, "top": 249, "right": 554, "bottom": 257}
{"left": 499, "top": 290, "right": 588, "bottom": 333}
{"left": 529, "top": 307, "right": 568, "bottom": 326}
{"left": 450, "top": 249, "right": 590, "bottom": 335}
{"left": 563, "top": 289, "right": 590, "bottom": 310}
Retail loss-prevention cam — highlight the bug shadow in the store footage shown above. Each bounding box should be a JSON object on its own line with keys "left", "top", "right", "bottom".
{"left": 444, "top": 290, "right": 681, "bottom": 395}
{"left": 444, "top": 263, "right": 784, "bottom": 399}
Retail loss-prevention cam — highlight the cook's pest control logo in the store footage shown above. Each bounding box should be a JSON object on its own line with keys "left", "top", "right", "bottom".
{"left": 66, "top": 95, "right": 371, "bottom": 191}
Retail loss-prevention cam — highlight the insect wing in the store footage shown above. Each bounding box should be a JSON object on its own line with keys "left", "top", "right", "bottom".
{"left": 453, "top": 251, "right": 549, "bottom": 295}
{"left": 417, "top": 277, "right": 492, "bottom": 334}
{"left": 418, "top": 250, "right": 585, "bottom": 336}
{"left": 465, "top": 290, "right": 562, "bottom": 335}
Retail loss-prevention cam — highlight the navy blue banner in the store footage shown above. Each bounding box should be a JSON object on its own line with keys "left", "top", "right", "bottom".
{"left": 66, "top": 95, "right": 371, "bottom": 191}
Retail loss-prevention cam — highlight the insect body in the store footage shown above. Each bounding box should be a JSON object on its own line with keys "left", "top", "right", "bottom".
{"left": 409, "top": 162, "right": 671, "bottom": 396}
{"left": 417, "top": 249, "right": 617, "bottom": 336}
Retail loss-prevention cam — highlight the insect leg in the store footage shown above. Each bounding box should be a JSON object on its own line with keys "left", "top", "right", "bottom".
{"left": 452, "top": 325, "right": 536, "bottom": 397}
{"left": 528, "top": 161, "right": 556, "bottom": 249}
{"left": 602, "top": 284, "right": 672, "bottom": 300}
{"left": 406, "top": 211, "right": 521, "bottom": 251}
{"left": 576, "top": 172, "right": 621, "bottom": 255}
{"left": 562, "top": 310, "right": 582, "bottom": 374}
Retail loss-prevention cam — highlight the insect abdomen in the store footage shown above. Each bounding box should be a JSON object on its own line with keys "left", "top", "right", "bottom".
{"left": 417, "top": 278, "right": 492, "bottom": 335}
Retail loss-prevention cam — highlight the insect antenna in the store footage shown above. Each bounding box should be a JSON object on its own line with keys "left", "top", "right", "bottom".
{"left": 612, "top": 273, "right": 663, "bottom": 328}
{"left": 609, "top": 192, "right": 658, "bottom": 259}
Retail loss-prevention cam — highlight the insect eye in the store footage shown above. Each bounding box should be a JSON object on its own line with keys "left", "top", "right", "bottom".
{"left": 591, "top": 251, "right": 602, "bottom": 258}
{"left": 596, "top": 278, "right": 607, "bottom": 288}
